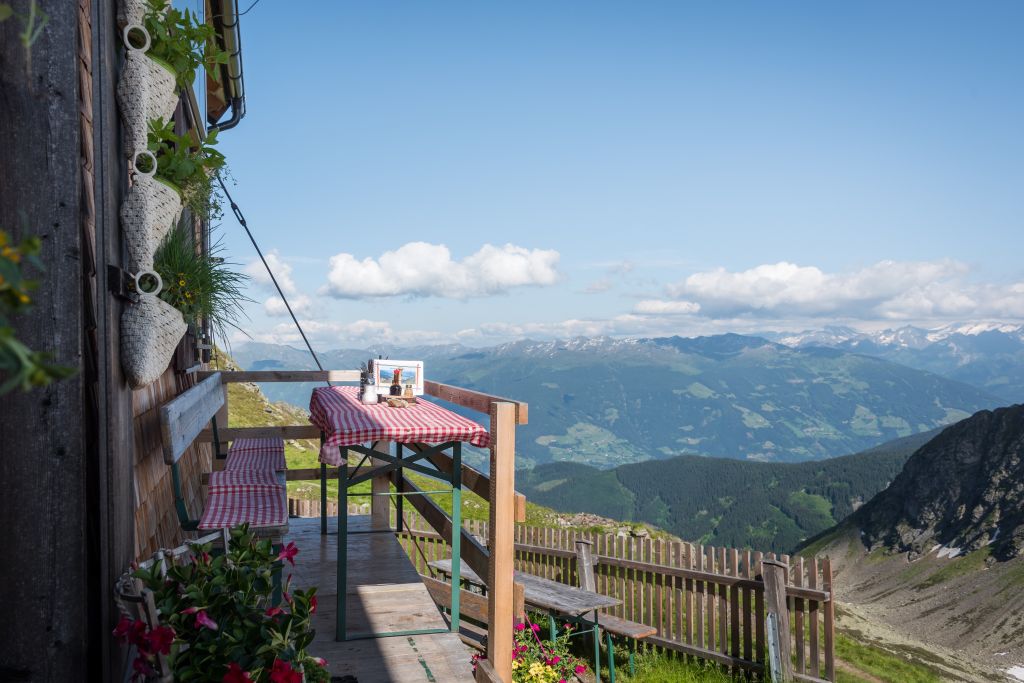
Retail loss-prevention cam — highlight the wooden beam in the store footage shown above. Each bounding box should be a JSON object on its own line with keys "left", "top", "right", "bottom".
{"left": 422, "top": 575, "right": 490, "bottom": 624}
{"left": 197, "top": 369, "right": 361, "bottom": 383}
{"left": 762, "top": 558, "right": 794, "bottom": 682}
{"left": 425, "top": 381, "right": 528, "bottom": 425}
{"left": 371, "top": 440, "right": 391, "bottom": 530}
{"left": 198, "top": 425, "right": 322, "bottom": 442}
{"left": 410, "top": 444, "right": 527, "bottom": 522}
{"left": 159, "top": 373, "right": 224, "bottom": 464}
{"left": 487, "top": 402, "right": 517, "bottom": 683}
{"left": 397, "top": 474, "right": 491, "bottom": 583}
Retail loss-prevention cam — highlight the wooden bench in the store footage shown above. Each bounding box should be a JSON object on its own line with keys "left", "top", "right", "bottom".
{"left": 159, "top": 372, "right": 288, "bottom": 542}
{"left": 574, "top": 540, "right": 656, "bottom": 681}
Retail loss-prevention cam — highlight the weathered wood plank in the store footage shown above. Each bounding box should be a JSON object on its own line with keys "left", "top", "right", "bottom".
{"left": 422, "top": 575, "right": 490, "bottom": 624}
{"left": 425, "top": 380, "right": 529, "bottom": 424}
{"left": 198, "top": 369, "right": 360, "bottom": 383}
{"left": 159, "top": 373, "right": 224, "bottom": 464}
{"left": 488, "top": 402, "right": 516, "bottom": 683}
{"left": 200, "top": 424, "right": 322, "bottom": 441}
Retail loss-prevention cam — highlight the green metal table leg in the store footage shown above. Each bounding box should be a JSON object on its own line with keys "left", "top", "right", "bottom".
{"left": 319, "top": 433, "right": 327, "bottom": 535}
{"left": 336, "top": 462, "right": 347, "bottom": 641}
{"left": 548, "top": 614, "right": 557, "bottom": 641}
{"left": 395, "top": 443, "right": 404, "bottom": 533}
{"left": 606, "top": 631, "right": 616, "bottom": 683}
{"left": 449, "top": 442, "right": 462, "bottom": 633}
{"left": 629, "top": 638, "right": 636, "bottom": 676}
{"left": 593, "top": 621, "right": 602, "bottom": 683}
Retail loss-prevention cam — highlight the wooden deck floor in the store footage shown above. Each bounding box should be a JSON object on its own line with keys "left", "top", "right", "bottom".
{"left": 285, "top": 516, "right": 476, "bottom": 683}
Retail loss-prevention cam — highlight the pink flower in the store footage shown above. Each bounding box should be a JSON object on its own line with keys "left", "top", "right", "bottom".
{"left": 575, "top": 664, "right": 586, "bottom": 674}
{"left": 515, "top": 622, "right": 526, "bottom": 631}
{"left": 531, "top": 623, "right": 541, "bottom": 632}
{"left": 313, "top": 657, "right": 327, "bottom": 667}
{"left": 222, "top": 662, "right": 252, "bottom": 683}
{"left": 180, "top": 606, "right": 200, "bottom": 615}
{"left": 265, "top": 606, "right": 285, "bottom": 617}
{"left": 132, "top": 657, "right": 155, "bottom": 678}
{"left": 194, "top": 610, "right": 219, "bottom": 631}
{"left": 277, "top": 541, "right": 299, "bottom": 566}
{"left": 550, "top": 656, "right": 560, "bottom": 664}
{"left": 310, "top": 595, "right": 318, "bottom": 614}
{"left": 112, "top": 615, "right": 134, "bottom": 641}
{"left": 146, "top": 625, "right": 175, "bottom": 655}
{"left": 269, "top": 658, "right": 302, "bottom": 683}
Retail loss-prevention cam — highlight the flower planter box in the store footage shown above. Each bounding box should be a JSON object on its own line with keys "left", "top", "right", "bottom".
{"left": 116, "top": 24, "right": 180, "bottom": 158}
{"left": 121, "top": 292, "right": 187, "bottom": 389}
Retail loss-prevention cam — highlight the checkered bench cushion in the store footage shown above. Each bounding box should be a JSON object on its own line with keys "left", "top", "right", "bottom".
{"left": 198, "top": 486, "right": 287, "bottom": 530}
{"left": 225, "top": 437, "right": 287, "bottom": 471}
{"left": 208, "top": 469, "right": 282, "bottom": 494}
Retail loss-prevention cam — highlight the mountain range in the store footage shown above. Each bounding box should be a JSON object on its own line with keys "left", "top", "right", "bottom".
{"left": 232, "top": 332, "right": 1003, "bottom": 467}
{"left": 766, "top": 322, "right": 1024, "bottom": 403}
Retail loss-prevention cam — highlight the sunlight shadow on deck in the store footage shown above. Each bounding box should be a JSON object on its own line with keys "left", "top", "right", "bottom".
{"left": 285, "top": 516, "right": 475, "bottom": 683}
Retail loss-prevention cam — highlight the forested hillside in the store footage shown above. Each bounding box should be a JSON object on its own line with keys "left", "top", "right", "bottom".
{"left": 518, "top": 430, "right": 936, "bottom": 552}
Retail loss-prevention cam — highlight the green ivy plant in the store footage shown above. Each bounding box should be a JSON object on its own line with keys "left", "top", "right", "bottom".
{"left": 118, "top": 524, "right": 328, "bottom": 682}
{"left": 143, "top": 0, "right": 228, "bottom": 90}
{"left": 147, "top": 117, "right": 226, "bottom": 219}
{"left": 153, "top": 223, "right": 251, "bottom": 341}
{"left": 0, "top": 229, "right": 76, "bottom": 395}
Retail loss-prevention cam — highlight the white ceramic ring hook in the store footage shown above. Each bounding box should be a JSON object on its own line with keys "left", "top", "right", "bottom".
{"left": 122, "top": 24, "right": 151, "bottom": 52}
{"left": 132, "top": 150, "right": 157, "bottom": 178}
{"left": 134, "top": 270, "right": 163, "bottom": 297}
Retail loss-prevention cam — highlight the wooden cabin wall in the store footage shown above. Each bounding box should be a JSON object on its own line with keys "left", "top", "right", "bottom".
{"left": 132, "top": 362, "right": 212, "bottom": 557}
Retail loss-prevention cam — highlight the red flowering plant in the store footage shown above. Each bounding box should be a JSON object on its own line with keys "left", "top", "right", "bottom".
{"left": 472, "top": 614, "right": 589, "bottom": 683}
{"left": 115, "top": 524, "right": 329, "bottom": 682}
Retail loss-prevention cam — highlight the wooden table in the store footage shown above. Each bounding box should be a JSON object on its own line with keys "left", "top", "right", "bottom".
{"left": 430, "top": 559, "right": 621, "bottom": 681}
{"left": 308, "top": 387, "right": 490, "bottom": 643}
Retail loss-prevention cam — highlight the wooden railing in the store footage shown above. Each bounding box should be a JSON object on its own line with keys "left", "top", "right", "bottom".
{"left": 394, "top": 509, "right": 836, "bottom": 682}
{"left": 195, "top": 369, "right": 527, "bottom": 683}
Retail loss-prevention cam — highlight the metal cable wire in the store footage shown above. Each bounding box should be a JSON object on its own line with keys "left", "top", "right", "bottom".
{"left": 216, "top": 176, "right": 330, "bottom": 383}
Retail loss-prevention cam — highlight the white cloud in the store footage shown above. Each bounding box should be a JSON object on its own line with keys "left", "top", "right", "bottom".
{"left": 245, "top": 251, "right": 299, "bottom": 295}
{"left": 264, "top": 294, "right": 312, "bottom": 318}
{"left": 634, "top": 299, "right": 702, "bottom": 315}
{"left": 322, "top": 242, "right": 560, "bottom": 299}
{"left": 661, "top": 260, "right": 1024, "bottom": 321}
{"left": 248, "top": 318, "right": 451, "bottom": 347}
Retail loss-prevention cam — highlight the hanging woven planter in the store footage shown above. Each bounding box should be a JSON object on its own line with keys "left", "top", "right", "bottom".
{"left": 116, "top": 23, "right": 179, "bottom": 158}
{"left": 117, "top": 0, "right": 150, "bottom": 28}
{"left": 121, "top": 153, "right": 183, "bottom": 274}
{"left": 121, "top": 291, "right": 187, "bottom": 389}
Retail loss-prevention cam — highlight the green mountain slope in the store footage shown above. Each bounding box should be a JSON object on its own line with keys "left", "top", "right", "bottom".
{"left": 232, "top": 335, "right": 1000, "bottom": 466}
{"left": 517, "top": 430, "right": 937, "bottom": 553}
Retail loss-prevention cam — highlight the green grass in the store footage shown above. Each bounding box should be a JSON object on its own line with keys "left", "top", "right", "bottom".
{"left": 609, "top": 650, "right": 735, "bottom": 683}
{"left": 916, "top": 547, "right": 991, "bottom": 590}
{"left": 834, "top": 632, "right": 942, "bottom": 683}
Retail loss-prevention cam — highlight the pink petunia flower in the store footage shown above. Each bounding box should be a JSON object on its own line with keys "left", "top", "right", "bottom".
{"left": 222, "top": 662, "right": 252, "bottom": 683}
{"left": 269, "top": 658, "right": 302, "bottom": 683}
{"left": 310, "top": 595, "right": 318, "bottom": 614}
{"left": 146, "top": 625, "right": 175, "bottom": 655}
{"left": 194, "top": 610, "right": 219, "bottom": 631}
{"left": 531, "top": 623, "right": 541, "bottom": 632}
{"left": 265, "top": 606, "right": 285, "bottom": 617}
{"left": 277, "top": 542, "right": 299, "bottom": 566}
{"left": 515, "top": 622, "right": 526, "bottom": 631}
{"left": 575, "top": 664, "right": 586, "bottom": 674}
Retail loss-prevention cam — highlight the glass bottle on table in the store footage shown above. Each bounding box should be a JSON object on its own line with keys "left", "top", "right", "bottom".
{"left": 389, "top": 368, "right": 403, "bottom": 396}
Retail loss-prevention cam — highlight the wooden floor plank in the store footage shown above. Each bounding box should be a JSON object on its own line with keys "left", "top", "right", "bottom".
{"left": 285, "top": 516, "right": 475, "bottom": 682}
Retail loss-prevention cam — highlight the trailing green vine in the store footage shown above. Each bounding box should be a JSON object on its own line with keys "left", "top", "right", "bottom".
{"left": 0, "top": 229, "right": 76, "bottom": 394}
{"left": 143, "top": 0, "right": 228, "bottom": 90}
{"left": 146, "top": 117, "right": 226, "bottom": 220}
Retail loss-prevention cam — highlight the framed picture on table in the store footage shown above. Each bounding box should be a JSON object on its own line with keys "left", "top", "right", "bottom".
{"left": 372, "top": 359, "right": 424, "bottom": 396}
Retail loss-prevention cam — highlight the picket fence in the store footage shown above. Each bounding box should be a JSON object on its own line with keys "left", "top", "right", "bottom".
{"left": 288, "top": 499, "right": 836, "bottom": 682}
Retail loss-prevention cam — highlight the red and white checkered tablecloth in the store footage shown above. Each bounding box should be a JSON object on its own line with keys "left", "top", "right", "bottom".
{"left": 309, "top": 386, "right": 490, "bottom": 466}
{"left": 208, "top": 469, "right": 282, "bottom": 494}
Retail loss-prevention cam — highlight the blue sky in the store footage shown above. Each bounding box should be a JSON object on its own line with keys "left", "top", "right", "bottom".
{"left": 214, "top": 1, "right": 1024, "bottom": 349}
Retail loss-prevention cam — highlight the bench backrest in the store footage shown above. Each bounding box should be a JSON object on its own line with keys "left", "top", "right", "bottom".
{"left": 159, "top": 372, "right": 224, "bottom": 465}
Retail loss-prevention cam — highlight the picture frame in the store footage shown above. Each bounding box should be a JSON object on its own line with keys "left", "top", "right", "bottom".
{"left": 372, "top": 359, "right": 425, "bottom": 396}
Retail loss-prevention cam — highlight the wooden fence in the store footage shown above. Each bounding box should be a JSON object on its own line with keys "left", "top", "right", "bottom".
{"left": 384, "top": 506, "right": 835, "bottom": 682}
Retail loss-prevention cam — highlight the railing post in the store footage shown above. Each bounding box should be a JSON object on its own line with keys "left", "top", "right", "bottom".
{"left": 487, "top": 402, "right": 516, "bottom": 683}
{"left": 761, "top": 559, "right": 793, "bottom": 682}
{"left": 371, "top": 440, "right": 392, "bottom": 530}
